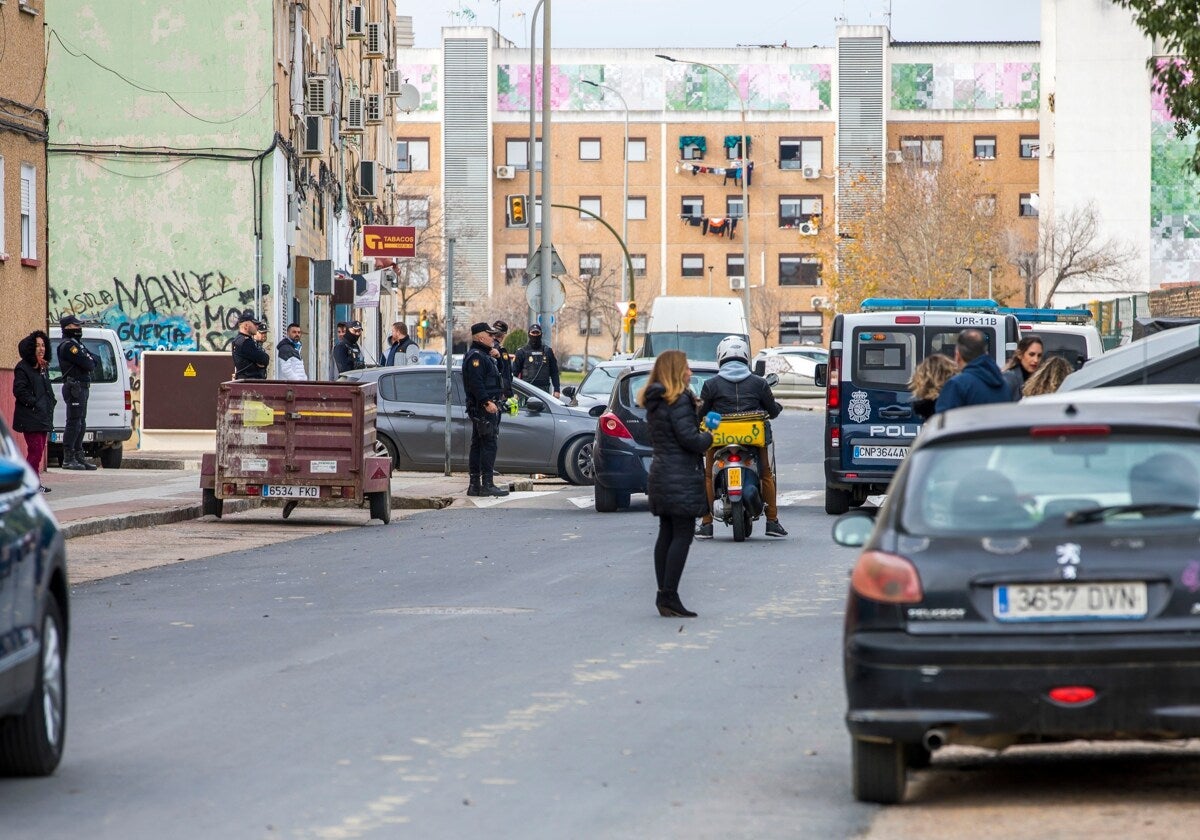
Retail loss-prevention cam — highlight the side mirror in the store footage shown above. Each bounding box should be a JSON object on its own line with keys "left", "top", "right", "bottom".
{"left": 814, "top": 363, "right": 828, "bottom": 388}
{"left": 753, "top": 359, "right": 767, "bottom": 376}
{"left": 0, "top": 459, "right": 27, "bottom": 493}
{"left": 831, "top": 510, "right": 876, "bottom": 548}
{"left": 561, "top": 385, "right": 577, "bottom": 399}
{"left": 765, "top": 372, "right": 779, "bottom": 388}
{"left": 525, "top": 397, "right": 546, "bottom": 413}
{"left": 588, "top": 404, "right": 606, "bottom": 417}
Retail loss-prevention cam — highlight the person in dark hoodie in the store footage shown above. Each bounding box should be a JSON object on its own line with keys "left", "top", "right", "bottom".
{"left": 333, "top": 320, "right": 366, "bottom": 374}
{"left": 640, "top": 350, "right": 713, "bottom": 618}
{"left": 513, "top": 324, "right": 560, "bottom": 398}
{"left": 12, "top": 331, "right": 56, "bottom": 489}
{"left": 933, "top": 329, "right": 1012, "bottom": 413}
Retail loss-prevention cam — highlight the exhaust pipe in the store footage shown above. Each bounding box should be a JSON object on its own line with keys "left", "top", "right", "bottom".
{"left": 922, "top": 728, "right": 948, "bottom": 751}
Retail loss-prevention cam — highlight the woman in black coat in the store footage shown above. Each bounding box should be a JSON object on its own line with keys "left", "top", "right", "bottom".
{"left": 12, "top": 330, "right": 56, "bottom": 487}
{"left": 640, "top": 350, "right": 713, "bottom": 618}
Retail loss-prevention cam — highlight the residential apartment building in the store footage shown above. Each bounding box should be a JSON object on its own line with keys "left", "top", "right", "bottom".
{"left": 0, "top": 0, "right": 48, "bottom": 434}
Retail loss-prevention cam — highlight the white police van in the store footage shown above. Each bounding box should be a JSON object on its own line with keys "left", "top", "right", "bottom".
{"left": 998, "top": 307, "right": 1104, "bottom": 370}
{"left": 815, "top": 299, "right": 1019, "bottom": 514}
{"left": 47, "top": 326, "right": 133, "bottom": 468}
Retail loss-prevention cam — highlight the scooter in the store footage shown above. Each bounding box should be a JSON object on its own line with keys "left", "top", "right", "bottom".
{"left": 707, "top": 412, "right": 768, "bottom": 542}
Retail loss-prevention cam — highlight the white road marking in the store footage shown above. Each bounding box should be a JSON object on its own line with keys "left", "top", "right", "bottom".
{"left": 776, "top": 490, "right": 821, "bottom": 506}
{"left": 470, "top": 490, "right": 561, "bottom": 508}
{"left": 568, "top": 495, "right": 594, "bottom": 508}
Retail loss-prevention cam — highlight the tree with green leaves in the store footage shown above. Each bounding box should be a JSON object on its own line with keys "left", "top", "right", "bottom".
{"left": 1112, "top": 0, "right": 1200, "bottom": 173}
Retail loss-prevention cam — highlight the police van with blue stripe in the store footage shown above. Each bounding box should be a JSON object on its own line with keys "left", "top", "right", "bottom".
{"left": 815, "top": 299, "right": 1019, "bottom": 514}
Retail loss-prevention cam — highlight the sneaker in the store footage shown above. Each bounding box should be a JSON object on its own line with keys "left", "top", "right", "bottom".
{"left": 695, "top": 522, "right": 713, "bottom": 539}
{"left": 40, "top": 486, "right": 51, "bottom": 493}
{"left": 765, "top": 519, "right": 788, "bottom": 537}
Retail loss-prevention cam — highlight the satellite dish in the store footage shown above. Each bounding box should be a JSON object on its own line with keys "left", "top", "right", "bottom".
{"left": 395, "top": 84, "right": 421, "bottom": 114}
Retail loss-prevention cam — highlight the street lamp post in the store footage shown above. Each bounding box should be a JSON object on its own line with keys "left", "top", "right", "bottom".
{"left": 581, "top": 79, "right": 630, "bottom": 349}
{"left": 963, "top": 267, "right": 974, "bottom": 298}
{"left": 656, "top": 54, "right": 751, "bottom": 329}
{"left": 527, "top": 0, "right": 545, "bottom": 306}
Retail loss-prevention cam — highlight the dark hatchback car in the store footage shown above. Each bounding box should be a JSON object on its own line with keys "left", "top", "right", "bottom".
{"left": 592, "top": 361, "right": 717, "bottom": 512}
{"left": 833, "top": 391, "right": 1200, "bottom": 804}
{"left": 0, "top": 417, "right": 69, "bottom": 775}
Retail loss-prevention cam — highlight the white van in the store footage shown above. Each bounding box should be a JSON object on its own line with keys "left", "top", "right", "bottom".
{"left": 638, "top": 296, "right": 750, "bottom": 360}
{"left": 998, "top": 308, "right": 1104, "bottom": 370}
{"left": 47, "top": 326, "right": 133, "bottom": 468}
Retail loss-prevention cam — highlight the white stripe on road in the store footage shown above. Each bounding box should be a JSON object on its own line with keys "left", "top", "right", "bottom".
{"left": 470, "top": 491, "right": 562, "bottom": 509}
{"left": 776, "top": 490, "right": 821, "bottom": 506}
{"left": 568, "top": 495, "right": 594, "bottom": 509}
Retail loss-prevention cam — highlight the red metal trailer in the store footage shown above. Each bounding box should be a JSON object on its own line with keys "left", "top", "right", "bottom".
{"left": 200, "top": 380, "right": 393, "bottom": 523}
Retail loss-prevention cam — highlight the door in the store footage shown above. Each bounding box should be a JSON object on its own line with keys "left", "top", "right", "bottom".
{"left": 378, "top": 371, "right": 469, "bottom": 469}
{"left": 841, "top": 327, "right": 922, "bottom": 474}
{"left": 494, "top": 382, "right": 561, "bottom": 473}
{"left": 0, "top": 440, "right": 38, "bottom": 707}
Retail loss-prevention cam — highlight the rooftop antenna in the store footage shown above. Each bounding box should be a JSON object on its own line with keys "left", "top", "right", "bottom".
{"left": 884, "top": 0, "right": 893, "bottom": 28}
{"left": 834, "top": 0, "right": 846, "bottom": 25}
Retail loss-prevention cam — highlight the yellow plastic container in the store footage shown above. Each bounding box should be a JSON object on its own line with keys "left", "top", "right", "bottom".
{"left": 708, "top": 412, "right": 767, "bottom": 447}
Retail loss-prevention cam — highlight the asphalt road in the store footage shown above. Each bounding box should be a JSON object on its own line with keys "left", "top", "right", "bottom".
{"left": 4, "top": 409, "right": 1200, "bottom": 839}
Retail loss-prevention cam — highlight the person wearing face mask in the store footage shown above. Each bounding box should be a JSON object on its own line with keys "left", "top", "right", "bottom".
{"left": 12, "top": 330, "right": 57, "bottom": 490}
{"left": 333, "top": 320, "right": 367, "bottom": 375}
{"left": 232, "top": 313, "right": 270, "bottom": 380}
{"left": 57, "top": 315, "right": 99, "bottom": 470}
{"left": 276, "top": 323, "right": 307, "bottom": 380}
{"left": 513, "top": 323, "right": 560, "bottom": 399}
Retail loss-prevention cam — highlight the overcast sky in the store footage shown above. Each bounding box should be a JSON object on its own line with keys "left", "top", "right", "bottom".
{"left": 405, "top": 0, "right": 1042, "bottom": 49}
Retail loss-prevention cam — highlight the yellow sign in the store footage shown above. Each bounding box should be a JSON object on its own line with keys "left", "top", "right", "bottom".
{"left": 242, "top": 400, "right": 276, "bottom": 427}
{"left": 183, "top": 363, "right": 197, "bottom": 377}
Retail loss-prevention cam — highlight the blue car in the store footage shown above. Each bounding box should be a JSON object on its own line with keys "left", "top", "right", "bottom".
{"left": 0, "top": 417, "right": 69, "bottom": 775}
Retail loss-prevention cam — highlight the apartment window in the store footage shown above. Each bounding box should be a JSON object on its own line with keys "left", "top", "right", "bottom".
{"left": 726, "top": 196, "right": 746, "bottom": 220}
{"left": 396, "top": 196, "right": 429, "bottom": 228}
{"left": 630, "top": 254, "right": 647, "bottom": 278}
{"left": 681, "top": 196, "right": 704, "bottom": 219}
{"left": 681, "top": 254, "right": 704, "bottom": 278}
{"left": 627, "top": 196, "right": 647, "bottom": 220}
{"left": 725, "top": 136, "right": 750, "bottom": 159}
{"left": 579, "top": 196, "right": 602, "bottom": 219}
{"left": 504, "top": 255, "right": 527, "bottom": 284}
{"left": 1020, "top": 136, "right": 1040, "bottom": 159}
{"left": 726, "top": 253, "right": 745, "bottom": 278}
{"left": 21, "top": 164, "right": 37, "bottom": 261}
{"left": 627, "top": 138, "right": 647, "bottom": 162}
{"left": 579, "top": 254, "right": 601, "bottom": 277}
{"left": 901, "top": 136, "right": 943, "bottom": 164}
{"left": 679, "top": 136, "right": 706, "bottom": 160}
{"left": 578, "top": 314, "right": 603, "bottom": 336}
{"left": 579, "top": 138, "right": 601, "bottom": 161}
{"left": 505, "top": 137, "right": 543, "bottom": 170}
{"left": 779, "top": 137, "right": 822, "bottom": 171}
{"left": 779, "top": 195, "right": 823, "bottom": 228}
{"left": 1019, "top": 193, "right": 1039, "bottom": 217}
{"left": 396, "top": 139, "right": 430, "bottom": 172}
{"left": 975, "top": 194, "right": 997, "bottom": 216}
{"left": 779, "top": 254, "right": 822, "bottom": 286}
{"left": 973, "top": 136, "right": 996, "bottom": 160}
{"left": 780, "top": 312, "right": 823, "bottom": 344}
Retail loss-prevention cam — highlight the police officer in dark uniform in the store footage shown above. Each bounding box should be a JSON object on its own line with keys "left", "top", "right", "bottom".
{"left": 333, "top": 319, "right": 367, "bottom": 375}
{"left": 463, "top": 322, "right": 509, "bottom": 498}
{"left": 232, "top": 313, "right": 270, "bottom": 380}
{"left": 514, "top": 323, "right": 561, "bottom": 399}
{"left": 57, "top": 315, "right": 99, "bottom": 470}
{"left": 492, "top": 320, "right": 514, "bottom": 399}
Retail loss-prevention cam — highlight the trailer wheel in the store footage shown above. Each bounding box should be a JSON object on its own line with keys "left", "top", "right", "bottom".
{"left": 202, "top": 488, "right": 223, "bottom": 519}
{"left": 369, "top": 490, "right": 392, "bottom": 524}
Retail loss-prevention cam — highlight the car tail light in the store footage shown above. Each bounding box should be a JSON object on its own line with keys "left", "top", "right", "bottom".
{"left": 124, "top": 390, "right": 132, "bottom": 411}
{"left": 245, "top": 484, "right": 261, "bottom": 496}
{"left": 830, "top": 426, "right": 840, "bottom": 449}
{"left": 1048, "top": 686, "right": 1096, "bottom": 705}
{"left": 850, "top": 550, "right": 923, "bottom": 604}
{"left": 222, "top": 483, "right": 236, "bottom": 495}
{"left": 826, "top": 353, "right": 841, "bottom": 412}
{"left": 1030, "top": 425, "right": 1111, "bottom": 438}
{"left": 599, "top": 412, "right": 633, "bottom": 440}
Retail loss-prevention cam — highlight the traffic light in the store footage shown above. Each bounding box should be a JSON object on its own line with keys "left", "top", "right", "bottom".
{"left": 623, "top": 301, "right": 638, "bottom": 333}
{"left": 507, "top": 194, "right": 527, "bottom": 227}
{"left": 417, "top": 308, "right": 428, "bottom": 341}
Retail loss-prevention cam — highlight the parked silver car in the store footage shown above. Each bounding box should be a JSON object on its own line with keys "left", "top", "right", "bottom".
{"left": 754, "top": 346, "right": 828, "bottom": 397}
{"left": 341, "top": 366, "right": 597, "bottom": 484}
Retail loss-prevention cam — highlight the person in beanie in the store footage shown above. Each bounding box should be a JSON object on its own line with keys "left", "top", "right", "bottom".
{"left": 513, "top": 323, "right": 561, "bottom": 398}
{"left": 462, "top": 322, "right": 509, "bottom": 497}
{"left": 12, "top": 330, "right": 56, "bottom": 489}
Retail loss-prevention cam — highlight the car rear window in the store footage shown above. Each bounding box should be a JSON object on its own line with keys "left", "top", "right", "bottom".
{"left": 900, "top": 435, "right": 1200, "bottom": 535}
{"left": 579, "top": 365, "right": 622, "bottom": 398}
{"left": 1038, "top": 333, "right": 1089, "bottom": 369}
{"left": 48, "top": 338, "right": 120, "bottom": 385}
{"left": 852, "top": 330, "right": 918, "bottom": 390}
{"left": 624, "top": 371, "right": 715, "bottom": 407}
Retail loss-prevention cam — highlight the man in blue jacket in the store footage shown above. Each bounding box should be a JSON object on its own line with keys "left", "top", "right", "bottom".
{"left": 933, "top": 329, "right": 1012, "bottom": 413}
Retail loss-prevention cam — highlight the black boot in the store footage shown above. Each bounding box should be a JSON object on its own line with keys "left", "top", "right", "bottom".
{"left": 483, "top": 477, "right": 509, "bottom": 497}
{"left": 656, "top": 590, "right": 697, "bottom": 618}
{"left": 74, "top": 451, "right": 98, "bottom": 471}
{"left": 467, "top": 475, "right": 483, "bottom": 496}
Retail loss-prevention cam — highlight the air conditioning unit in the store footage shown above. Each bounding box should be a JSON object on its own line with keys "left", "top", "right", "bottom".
{"left": 729, "top": 276, "right": 746, "bottom": 290}
{"left": 344, "top": 96, "right": 365, "bottom": 133}
{"left": 811, "top": 296, "right": 828, "bottom": 309}
{"left": 365, "top": 21, "right": 385, "bottom": 58}
{"left": 799, "top": 221, "right": 818, "bottom": 236}
{"left": 347, "top": 5, "right": 365, "bottom": 39}
{"left": 886, "top": 150, "right": 904, "bottom": 164}
{"left": 306, "top": 75, "right": 330, "bottom": 116}
{"left": 802, "top": 164, "right": 821, "bottom": 179}
{"left": 357, "top": 160, "right": 379, "bottom": 199}
{"left": 495, "top": 165, "right": 516, "bottom": 180}
{"left": 385, "top": 70, "right": 404, "bottom": 98}
{"left": 365, "top": 93, "right": 384, "bottom": 125}
{"left": 299, "top": 115, "right": 326, "bottom": 158}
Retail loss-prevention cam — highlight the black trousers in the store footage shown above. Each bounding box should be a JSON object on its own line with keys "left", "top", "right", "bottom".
{"left": 64, "top": 379, "right": 90, "bottom": 456}
{"left": 654, "top": 514, "right": 696, "bottom": 592}
{"left": 468, "top": 409, "right": 500, "bottom": 482}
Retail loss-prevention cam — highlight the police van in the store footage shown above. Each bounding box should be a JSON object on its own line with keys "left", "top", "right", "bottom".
{"left": 815, "top": 299, "right": 1019, "bottom": 514}
{"left": 998, "top": 307, "right": 1104, "bottom": 370}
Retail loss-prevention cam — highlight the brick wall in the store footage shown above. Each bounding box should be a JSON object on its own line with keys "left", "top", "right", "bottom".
{"left": 1148, "top": 282, "right": 1200, "bottom": 317}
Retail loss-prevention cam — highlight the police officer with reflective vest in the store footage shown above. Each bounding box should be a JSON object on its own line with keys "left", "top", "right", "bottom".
{"left": 463, "top": 322, "right": 509, "bottom": 498}
{"left": 231, "top": 313, "right": 270, "bottom": 380}
{"left": 514, "top": 323, "right": 561, "bottom": 398}
{"left": 57, "top": 315, "right": 99, "bottom": 470}
{"left": 491, "top": 320, "right": 515, "bottom": 399}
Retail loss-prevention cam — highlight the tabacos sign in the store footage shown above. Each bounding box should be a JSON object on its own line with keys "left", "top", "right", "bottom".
{"left": 362, "top": 225, "right": 416, "bottom": 257}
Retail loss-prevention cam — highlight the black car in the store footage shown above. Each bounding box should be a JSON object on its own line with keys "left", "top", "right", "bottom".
{"left": 0, "top": 417, "right": 69, "bottom": 775}
{"left": 592, "top": 361, "right": 718, "bottom": 512}
{"left": 833, "top": 389, "right": 1200, "bottom": 803}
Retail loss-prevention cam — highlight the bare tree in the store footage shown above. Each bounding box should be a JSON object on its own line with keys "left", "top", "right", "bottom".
{"left": 564, "top": 267, "right": 620, "bottom": 365}
{"left": 750, "top": 284, "right": 785, "bottom": 347}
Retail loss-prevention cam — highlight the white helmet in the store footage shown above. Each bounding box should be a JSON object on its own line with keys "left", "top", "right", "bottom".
{"left": 716, "top": 335, "right": 751, "bottom": 366}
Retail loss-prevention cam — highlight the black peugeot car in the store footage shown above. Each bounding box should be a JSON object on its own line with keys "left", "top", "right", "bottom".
{"left": 833, "top": 386, "right": 1200, "bottom": 804}
{"left": 592, "top": 361, "right": 718, "bottom": 512}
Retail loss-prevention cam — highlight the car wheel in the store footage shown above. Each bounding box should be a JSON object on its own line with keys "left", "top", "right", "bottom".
{"left": 368, "top": 490, "right": 392, "bottom": 524}
{"left": 594, "top": 483, "right": 619, "bottom": 512}
{"left": 99, "top": 444, "right": 123, "bottom": 469}
{"left": 852, "top": 737, "right": 906, "bottom": 804}
{"left": 825, "top": 485, "right": 852, "bottom": 515}
{"left": 0, "top": 597, "right": 67, "bottom": 776}
{"left": 201, "top": 488, "right": 224, "bottom": 519}
{"left": 377, "top": 434, "right": 399, "bottom": 472}
{"left": 562, "top": 436, "right": 595, "bottom": 486}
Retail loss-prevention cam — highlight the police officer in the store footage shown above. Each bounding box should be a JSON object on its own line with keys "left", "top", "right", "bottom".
{"left": 333, "top": 319, "right": 367, "bottom": 375}
{"left": 491, "top": 320, "right": 514, "bottom": 399}
{"left": 232, "top": 313, "right": 270, "bottom": 380}
{"left": 463, "top": 322, "right": 509, "bottom": 498}
{"left": 514, "top": 323, "right": 561, "bottom": 399}
{"left": 57, "top": 315, "right": 99, "bottom": 470}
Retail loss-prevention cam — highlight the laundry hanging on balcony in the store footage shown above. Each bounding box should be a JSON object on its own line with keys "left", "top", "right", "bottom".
{"left": 677, "top": 160, "right": 754, "bottom": 186}
{"left": 703, "top": 217, "right": 737, "bottom": 238}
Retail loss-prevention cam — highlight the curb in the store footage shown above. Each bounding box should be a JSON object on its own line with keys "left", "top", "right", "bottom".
{"left": 121, "top": 457, "right": 201, "bottom": 471}
{"left": 61, "top": 498, "right": 261, "bottom": 540}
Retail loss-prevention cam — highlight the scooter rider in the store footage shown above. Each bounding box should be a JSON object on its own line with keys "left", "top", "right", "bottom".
{"left": 696, "top": 336, "right": 787, "bottom": 538}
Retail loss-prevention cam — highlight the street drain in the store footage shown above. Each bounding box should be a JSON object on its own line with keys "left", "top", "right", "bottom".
{"left": 371, "top": 606, "right": 535, "bottom": 616}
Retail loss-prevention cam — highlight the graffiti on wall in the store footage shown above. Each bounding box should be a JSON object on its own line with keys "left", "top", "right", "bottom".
{"left": 1151, "top": 61, "right": 1200, "bottom": 285}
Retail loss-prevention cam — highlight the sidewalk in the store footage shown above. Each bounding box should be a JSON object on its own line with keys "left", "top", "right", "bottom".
{"left": 44, "top": 453, "right": 532, "bottom": 539}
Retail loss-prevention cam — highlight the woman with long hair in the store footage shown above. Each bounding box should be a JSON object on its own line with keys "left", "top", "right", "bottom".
{"left": 908, "top": 353, "right": 959, "bottom": 420}
{"left": 1002, "top": 335, "right": 1044, "bottom": 400}
{"left": 1022, "top": 355, "right": 1073, "bottom": 397}
{"left": 11, "top": 331, "right": 56, "bottom": 491}
{"left": 638, "top": 350, "right": 713, "bottom": 618}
